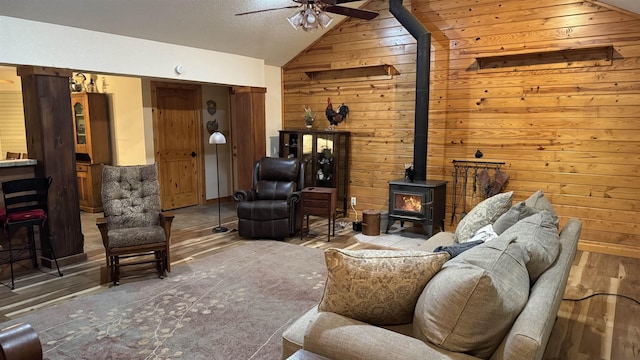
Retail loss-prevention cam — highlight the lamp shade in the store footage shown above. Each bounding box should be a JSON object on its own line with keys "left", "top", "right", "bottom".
{"left": 209, "top": 131, "right": 226, "bottom": 144}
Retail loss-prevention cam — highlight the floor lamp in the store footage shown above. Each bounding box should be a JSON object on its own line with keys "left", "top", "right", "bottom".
{"left": 209, "top": 131, "right": 228, "bottom": 233}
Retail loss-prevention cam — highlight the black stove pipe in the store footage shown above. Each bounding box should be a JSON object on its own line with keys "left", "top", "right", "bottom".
{"left": 389, "top": 0, "right": 431, "bottom": 181}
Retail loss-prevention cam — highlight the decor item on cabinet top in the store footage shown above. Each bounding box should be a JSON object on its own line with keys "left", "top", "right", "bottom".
{"left": 70, "top": 72, "right": 86, "bottom": 92}
{"left": 303, "top": 106, "right": 315, "bottom": 128}
{"left": 85, "top": 74, "right": 99, "bottom": 93}
{"left": 325, "top": 97, "right": 349, "bottom": 130}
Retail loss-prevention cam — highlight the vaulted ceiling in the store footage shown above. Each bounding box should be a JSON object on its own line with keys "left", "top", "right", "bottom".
{"left": 0, "top": 0, "right": 637, "bottom": 67}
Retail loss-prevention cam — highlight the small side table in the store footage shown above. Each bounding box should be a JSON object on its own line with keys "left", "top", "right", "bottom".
{"left": 301, "top": 187, "right": 337, "bottom": 242}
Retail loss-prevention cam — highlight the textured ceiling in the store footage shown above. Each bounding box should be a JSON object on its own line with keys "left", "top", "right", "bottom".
{"left": 0, "top": 0, "right": 368, "bottom": 67}
{"left": 0, "top": 0, "right": 637, "bottom": 68}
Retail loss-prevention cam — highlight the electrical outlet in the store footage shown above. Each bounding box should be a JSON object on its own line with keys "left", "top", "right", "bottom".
{"left": 351, "top": 197, "right": 357, "bottom": 206}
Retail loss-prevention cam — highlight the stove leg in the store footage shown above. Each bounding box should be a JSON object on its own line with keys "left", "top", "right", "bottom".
{"left": 386, "top": 218, "right": 396, "bottom": 233}
{"left": 422, "top": 222, "right": 434, "bottom": 238}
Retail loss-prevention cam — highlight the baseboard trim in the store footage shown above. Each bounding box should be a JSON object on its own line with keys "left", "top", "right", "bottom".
{"left": 578, "top": 240, "right": 640, "bottom": 259}
{"left": 41, "top": 252, "right": 88, "bottom": 268}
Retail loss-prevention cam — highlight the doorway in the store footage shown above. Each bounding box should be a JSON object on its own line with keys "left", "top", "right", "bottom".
{"left": 151, "top": 81, "right": 203, "bottom": 210}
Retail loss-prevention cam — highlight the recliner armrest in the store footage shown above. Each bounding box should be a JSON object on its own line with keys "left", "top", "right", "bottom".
{"left": 287, "top": 191, "right": 302, "bottom": 205}
{"left": 233, "top": 190, "right": 257, "bottom": 202}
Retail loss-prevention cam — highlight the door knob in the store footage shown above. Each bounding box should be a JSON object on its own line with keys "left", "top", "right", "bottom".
{"left": 191, "top": 151, "right": 196, "bottom": 157}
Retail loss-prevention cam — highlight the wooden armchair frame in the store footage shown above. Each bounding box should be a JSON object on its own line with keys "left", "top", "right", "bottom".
{"left": 96, "top": 213, "right": 174, "bottom": 285}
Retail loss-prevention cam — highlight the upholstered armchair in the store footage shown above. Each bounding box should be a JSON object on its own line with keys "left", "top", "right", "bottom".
{"left": 233, "top": 157, "right": 305, "bottom": 239}
{"left": 96, "top": 164, "right": 174, "bottom": 286}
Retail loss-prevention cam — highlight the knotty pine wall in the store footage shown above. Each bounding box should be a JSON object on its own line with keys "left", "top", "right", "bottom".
{"left": 282, "top": 0, "right": 640, "bottom": 258}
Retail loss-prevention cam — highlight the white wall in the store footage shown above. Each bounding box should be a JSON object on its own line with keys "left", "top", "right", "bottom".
{"left": 0, "top": 16, "right": 266, "bottom": 88}
{"left": 0, "top": 16, "right": 285, "bottom": 197}
{"left": 96, "top": 74, "right": 148, "bottom": 165}
{"left": 0, "top": 68, "right": 25, "bottom": 157}
{"left": 202, "top": 86, "right": 232, "bottom": 199}
{"left": 264, "top": 66, "right": 284, "bottom": 157}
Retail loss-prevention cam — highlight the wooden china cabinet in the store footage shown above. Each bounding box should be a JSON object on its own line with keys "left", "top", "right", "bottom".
{"left": 279, "top": 129, "right": 350, "bottom": 215}
{"left": 71, "top": 92, "right": 111, "bottom": 212}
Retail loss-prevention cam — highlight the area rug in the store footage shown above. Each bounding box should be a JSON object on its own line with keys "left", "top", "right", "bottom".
{"left": 1, "top": 241, "right": 328, "bottom": 359}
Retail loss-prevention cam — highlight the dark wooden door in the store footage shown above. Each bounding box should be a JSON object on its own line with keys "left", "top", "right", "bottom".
{"left": 230, "top": 87, "right": 266, "bottom": 191}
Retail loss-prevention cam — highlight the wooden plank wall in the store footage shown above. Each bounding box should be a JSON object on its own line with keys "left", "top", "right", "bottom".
{"left": 282, "top": 0, "right": 640, "bottom": 258}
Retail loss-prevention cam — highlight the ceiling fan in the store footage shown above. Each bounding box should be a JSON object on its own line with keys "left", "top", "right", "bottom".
{"left": 236, "top": 0, "right": 379, "bottom": 32}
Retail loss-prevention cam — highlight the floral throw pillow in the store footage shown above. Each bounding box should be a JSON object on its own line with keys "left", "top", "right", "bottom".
{"left": 318, "top": 248, "right": 449, "bottom": 325}
{"left": 455, "top": 191, "right": 513, "bottom": 243}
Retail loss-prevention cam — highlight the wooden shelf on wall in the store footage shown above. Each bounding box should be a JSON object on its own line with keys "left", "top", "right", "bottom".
{"left": 305, "top": 64, "right": 400, "bottom": 81}
{"left": 475, "top": 45, "right": 613, "bottom": 72}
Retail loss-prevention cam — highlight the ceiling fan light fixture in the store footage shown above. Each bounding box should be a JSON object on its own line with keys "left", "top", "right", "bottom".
{"left": 287, "top": 10, "right": 305, "bottom": 29}
{"left": 287, "top": 2, "right": 334, "bottom": 33}
{"left": 304, "top": 7, "right": 317, "bottom": 24}
{"left": 317, "top": 11, "right": 334, "bottom": 28}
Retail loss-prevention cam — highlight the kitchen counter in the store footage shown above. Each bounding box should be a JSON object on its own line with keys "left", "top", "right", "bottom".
{"left": 0, "top": 159, "right": 37, "bottom": 167}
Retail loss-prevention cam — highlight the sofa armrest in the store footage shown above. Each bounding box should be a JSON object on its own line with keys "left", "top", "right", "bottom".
{"left": 304, "top": 311, "right": 478, "bottom": 360}
{"left": 490, "top": 218, "right": 581, "bottom": 360}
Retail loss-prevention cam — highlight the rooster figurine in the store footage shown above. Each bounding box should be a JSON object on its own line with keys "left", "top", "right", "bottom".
{"left": 325, "top": 97, "right": 349, "bottom": 129}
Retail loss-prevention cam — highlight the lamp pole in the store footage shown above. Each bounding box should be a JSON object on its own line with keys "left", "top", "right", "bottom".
{"left": 209, "top": 131, "right": 228, "bottom": 233}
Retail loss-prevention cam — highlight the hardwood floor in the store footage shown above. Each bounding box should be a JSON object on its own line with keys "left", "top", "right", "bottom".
{"left": 543, "top": 251, "right": 640, "bottom": 360}
{"left": 1, "top": 202, "right": 638, "bottom": 359}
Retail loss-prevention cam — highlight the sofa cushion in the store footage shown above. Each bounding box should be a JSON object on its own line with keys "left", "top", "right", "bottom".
{"left": 492, "top": 201, "right": 539, "bottom": 235}
{"left": 414, "top": 235, "right": 530, "bottom": 359}
{"left": 524, "top": 190, "right": 559, "bottom": 228}
{"left": 455, "top": 191, "right": 513, "bottom": 243}
{"left": 318, "top": 248, "right": 449, "bottom": 325}
{"left": 410, "top": 231, "right": 456, "bottom": 252}
{"left": 500, "top": 210, "right": 560, "bottom": 282}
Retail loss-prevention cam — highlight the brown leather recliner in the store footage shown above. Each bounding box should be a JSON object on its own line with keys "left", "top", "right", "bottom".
{"left": 233, "top": 157, "right": 305, "bottom": 239}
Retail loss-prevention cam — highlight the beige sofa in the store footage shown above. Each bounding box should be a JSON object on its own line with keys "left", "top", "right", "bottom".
{"left": 282, "top": 191, "right": 582, "bottom": 360}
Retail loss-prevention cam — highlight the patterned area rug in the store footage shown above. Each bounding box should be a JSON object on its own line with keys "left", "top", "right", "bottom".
{"left": 1, "top": 241, "right": 327, "bottom": 359}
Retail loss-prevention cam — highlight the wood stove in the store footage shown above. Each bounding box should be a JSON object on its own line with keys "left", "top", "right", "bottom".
{"left": 387, "top": 179, "right": 446, "bottom": 237}
{"left": 385, "top": 1, "right": 446, "bottom": 237}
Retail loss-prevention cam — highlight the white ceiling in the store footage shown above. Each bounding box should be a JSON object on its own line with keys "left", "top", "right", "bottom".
{"left": 0, "top": 0, "right": 368, "bottom": 67}
{"left": 0, "top": 0, "right": 637, "bottom": 68}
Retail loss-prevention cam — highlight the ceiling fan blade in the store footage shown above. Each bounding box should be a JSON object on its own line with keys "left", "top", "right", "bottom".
{"left": 325, "top": 6, "right": 379, "bottom": 20}
{"left": 235, "top": 5, "right": 299, "bottom": 16}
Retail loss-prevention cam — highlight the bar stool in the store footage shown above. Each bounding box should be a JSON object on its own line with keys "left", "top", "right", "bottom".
{"left": 0, "top": 177, "right": 63, "bottom": 289}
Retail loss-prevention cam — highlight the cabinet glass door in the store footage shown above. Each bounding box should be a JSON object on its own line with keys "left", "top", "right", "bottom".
{"left": 316, "top": 134, "right": 335, "bottom": 187}
{"left": 73, "top": 101, "right": 88, "bottom": 151}
{"left": 281, "top": 132, "right": 299, "bottom": 159}
{"left": 301, "top": 134, "right": 314, "bottom": 187}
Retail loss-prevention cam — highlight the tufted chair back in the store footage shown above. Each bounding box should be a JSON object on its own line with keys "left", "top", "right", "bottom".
{"left": 97, "top": 164, "right": 174, "bottom": 286}
{"left": 102, "top": 164, "right": 162, "bottom": 229}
